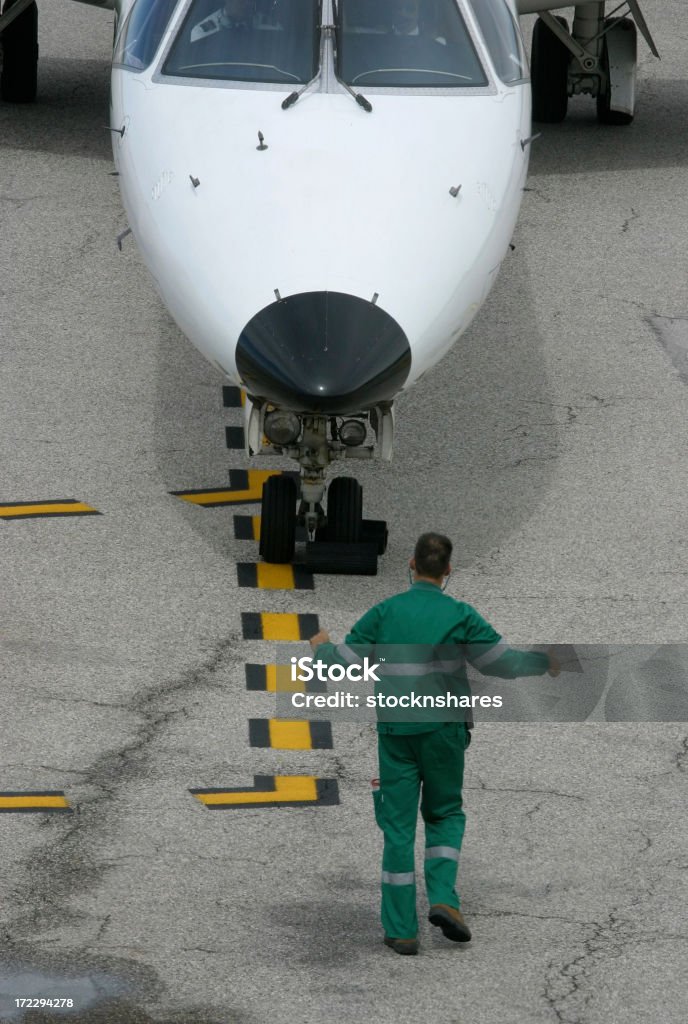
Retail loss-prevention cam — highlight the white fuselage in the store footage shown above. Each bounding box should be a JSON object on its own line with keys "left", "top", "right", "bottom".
{"left": 111, "top": 0, "right": 530, "bottom": 412}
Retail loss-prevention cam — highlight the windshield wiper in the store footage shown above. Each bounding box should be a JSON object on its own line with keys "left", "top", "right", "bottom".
{"left": 281, "top": 65, "right": 322, "bottom": 109}
{"left": 339, "top": 76, "right": 373, "bottom": 112}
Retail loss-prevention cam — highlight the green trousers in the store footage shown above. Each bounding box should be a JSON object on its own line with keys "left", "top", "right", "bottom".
{"left": 374, "top": 722, "right": 469, "bottom": 939}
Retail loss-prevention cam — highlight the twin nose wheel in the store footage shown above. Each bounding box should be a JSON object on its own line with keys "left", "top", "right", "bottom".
{"left": 258, "top": 474, "right": 387, "bottom": 574}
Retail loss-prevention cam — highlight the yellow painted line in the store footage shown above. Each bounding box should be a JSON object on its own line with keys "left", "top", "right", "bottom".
{"left": 194, "top": 775, "right": 318, "bottom": 806}
{"left": 0, "top": 501, "right": 98, "bottom": 518}
{"left": 251, "top": 515, "right": 261, "bottom": 540}
{"left": 261, "top": 613, "right": 302, "bottom": 641}
{"left": 0, "top": 793, "right": 71, "bottom": 810}
{"left": 175, "top": 470, "right": 281, "bottom": 506}
{"left": 268, "top": 720, "right": 313, "bottom": 750}
{"left": 255, "top": 563, "right": 297, "bottom": 589}
{"left": 267, "top": 664, "right": 305, "bottom": 692}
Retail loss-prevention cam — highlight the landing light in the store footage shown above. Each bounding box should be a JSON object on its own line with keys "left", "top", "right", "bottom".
{"left": 264, "top": 411, "right": 301, "bottom": 446}
{"left": 339, "top": 420, "right": 367, "bottom": 447}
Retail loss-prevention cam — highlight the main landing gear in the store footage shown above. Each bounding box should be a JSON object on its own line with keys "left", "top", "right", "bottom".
{"left": 249, "top": 405, "right": 392, "bottom": 575}
{"left": 0, "top": 0, "right": 39, "bottom": 103}
{"left": 530, "top": 3, "right": 658, "bottom": 127}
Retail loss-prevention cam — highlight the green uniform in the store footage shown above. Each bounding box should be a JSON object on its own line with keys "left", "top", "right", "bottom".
{"left": 317, "top": 581, "right": 549, "bottom": 940}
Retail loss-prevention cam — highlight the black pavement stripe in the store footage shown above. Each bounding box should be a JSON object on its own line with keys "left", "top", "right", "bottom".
{"left": 234, "top": 515, "right": 259, "bottom": 540}
{"left": 248, "top": 719, "right": 271, "bottom": 748}
{"left": 310, "top": 721, "right": 334, "bottom": 749}
{"left": 225, "top": 426, "right": 245, "bottom": 450}
{"left": 236, "top": 563, "right": 258, "bottom": 588}
{"left": 223, "top": 386, "right": 244, "bottom": 408}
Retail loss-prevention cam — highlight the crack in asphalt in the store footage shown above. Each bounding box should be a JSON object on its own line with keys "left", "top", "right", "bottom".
{"left": 541, "top": 908, "right": 688, "bottom": 1024}
{"left": 467, "top": 780, "right": 584, "bottom": 802}
{"left": 3, "top": 633, "right": 241, "bottom": 951}
{"left": 621, "top": 207, "right": 639, "bottom": 233}
{"left": 541, "top": 909, "right": 629, "bottom": 1024}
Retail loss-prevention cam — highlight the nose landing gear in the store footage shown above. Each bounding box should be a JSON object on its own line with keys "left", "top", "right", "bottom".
{"left": 251, "top": 403, "right": 392, "bottom": 574}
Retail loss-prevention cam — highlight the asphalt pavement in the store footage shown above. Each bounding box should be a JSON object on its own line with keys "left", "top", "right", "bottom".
{"left": 1, "top": 3, "right": 687, "bottom": 1022}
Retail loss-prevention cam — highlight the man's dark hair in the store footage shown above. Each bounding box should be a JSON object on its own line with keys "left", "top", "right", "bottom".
{"left": 414, "top": 532, "right": 452, "bottom": 578}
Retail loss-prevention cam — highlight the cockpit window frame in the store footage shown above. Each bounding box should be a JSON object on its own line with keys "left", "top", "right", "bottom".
{"left": 331, "top": 0, "right": 495, "bottom": 96}
{"left": 148, "top": 0, "right": 503, "bottom": 98}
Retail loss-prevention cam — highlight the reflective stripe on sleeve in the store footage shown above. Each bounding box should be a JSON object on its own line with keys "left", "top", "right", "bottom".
{"left": 381, "top": 870, "right": 415, "bottom": 885}
{"left": 336, "top": 644, "right": 364, "bottom": 665}
{"left": 425, "top": 846, "right": 460, "bottom": 861}
{"left": 470, "top": 640, "right": 509, "bottom": 669}
{"left": 378, "top": 658, "right": 465, "bottom": 677}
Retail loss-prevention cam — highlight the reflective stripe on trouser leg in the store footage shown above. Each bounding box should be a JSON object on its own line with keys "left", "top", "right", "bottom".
{"left": 424, "top": 845, "right": 461, "bottom": 911}
{"left": 378, "top": 733, "right": 422, "bottom": 939}
{"left": 381, "top": 870, "right": 417, "bottom": 940}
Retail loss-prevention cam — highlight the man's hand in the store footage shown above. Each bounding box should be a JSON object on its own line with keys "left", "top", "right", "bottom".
{"left": 309, "top": 629, "right": 330, "bottom": 651}
{"left": 547, "top": 647, "right": 561, "bottom": 677}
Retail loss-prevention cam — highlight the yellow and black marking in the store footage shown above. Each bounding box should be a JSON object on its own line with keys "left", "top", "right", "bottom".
{"left": 249, "top": 718, "right": 333, "bottom": 750}
{"left": 0, "top": 500, "right": 100, "bottom": 520}
{"left": 222, "top": 385, "right": 245, "bottom": 408}
{"left": 245, "top": 662, "right": 327, "bottom": 693}
{"left": 236, "top": 562, "right": 314, "bottom": 591}
{"left": 242, "top": 612, "right": 319, "bottom": 641}
{"left": 234, "top": 514, "right": 262, "bottom": 540}
{"left": 171, "top": 470, "right": 297, "bottom": 507}
{"left": 0, "top": 791, "right": 72, "bottom": 813}
{"left": 190, "top": 775, "right": 338, "bottom": 809}
{"left": 225, "top": 426, "right": 245, "bottom": 450}
{"left": 233, "top": 514, "right": 306, "bottom": 543}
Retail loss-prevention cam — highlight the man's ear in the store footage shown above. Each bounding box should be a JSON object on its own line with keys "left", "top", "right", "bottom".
{"left": 409, "top": 557, "right": 416, "bottom": 572}
{"left": 445, "top": 562, "right": 452, "bottom": 576}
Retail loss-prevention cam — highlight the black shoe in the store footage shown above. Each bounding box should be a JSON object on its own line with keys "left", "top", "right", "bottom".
{"left": 428, "top": 904, "right": 471, "bottom": 942}
{"left": 383, "top": 936, "right": 419, "bottom": 955}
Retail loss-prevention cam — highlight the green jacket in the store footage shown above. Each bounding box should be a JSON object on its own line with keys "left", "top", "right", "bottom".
{"left": 316, "top": 581, "right": 549, "bottom": 734}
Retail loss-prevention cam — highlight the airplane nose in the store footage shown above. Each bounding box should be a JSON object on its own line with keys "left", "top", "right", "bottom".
{"left": 235, "top": 291, "right": 411, "bottom": 414}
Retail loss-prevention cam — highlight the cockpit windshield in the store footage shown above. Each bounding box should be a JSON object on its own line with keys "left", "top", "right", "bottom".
{"left": 334, "top": 0, "right": 488, "bottom": 89}
{"left": 163, "top": 0, "right": 320, "bottom": 84}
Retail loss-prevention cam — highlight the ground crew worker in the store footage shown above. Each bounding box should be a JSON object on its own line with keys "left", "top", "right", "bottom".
{"left": 309, "top": 532, "right": 560, "bottom": 956}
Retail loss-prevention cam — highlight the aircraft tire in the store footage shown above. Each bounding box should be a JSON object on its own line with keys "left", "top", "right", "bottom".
{"left": 597, "top": 19, "right": 635, "bottom": 126}
{"left": 259, "top": 475, "right": 297, "bottom": 564}
{"left": 304, "top": 541, "right": 378, "bottom": 576}
{"left": 531, "top": 16, "right": 569, "bottom": 124}
{"left": 0, "top": 0, "right": 38, "bottom": 103}
{"left": 327, "top": 477, "right": 363, "bottom": 544}
{"left": 361, "top": 519, "right": 388, "bottom": 555}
